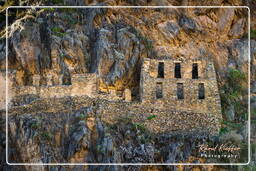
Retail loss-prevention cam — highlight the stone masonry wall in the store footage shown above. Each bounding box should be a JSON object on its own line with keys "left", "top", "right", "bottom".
{"left": 13, "top": 73, "right": 98, "bottom": 99}
{"left": 4, "top": 71, "right": 132, "bottom": 104}
{"left": 140, "top": 58, "right": 222, "bottom": 120}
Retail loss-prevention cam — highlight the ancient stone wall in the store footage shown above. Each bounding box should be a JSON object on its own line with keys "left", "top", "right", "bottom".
{"left": 140, "top": 58, "right": 222, "bottom": 117}
{"left": 13, "top": 73, "right": 98, "bottom": 99}
{"left": 9, "top": 72, "right": 130, "bottom": 102}
{"left": 0, "top": 70, "right": 135, "bottom": 105}
{"left": 71, "top": 73, "right": 97, "bottom": 97}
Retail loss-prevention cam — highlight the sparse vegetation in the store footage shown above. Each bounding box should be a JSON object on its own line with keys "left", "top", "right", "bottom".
{"left": 220, "top": 68, "right": 247, "bottom": 121}
{"left": 44, "top": 8, "right": 55, "bottom": 12}
{"left": 41, "top": 131, "right": 53, "bottom": 141}
{"left": 51, "top": 26, "right": 66, "bottom": 37}
{"left": 31, "top": 121, "right": 40, "bottom": 129}
{"left": 96, "top": 144, "right": 105, "bottom": 154}
{"left": 251, "top": 29, "right": 256, "bottom": 39}
{"left": 78, "top": 113, "right": 87, "bottom": 120}
{"left": 132, "top": 122, "right": 145, "bottom": 133}
{"left": 147, "top": 114, "right": 156, "bottom": 120}
{"left": 219, "top": 126, "right": 229, "bottom": 136}
{"left": 62, "top": 14, "right": 78, "bottom": 25}
{"left": 222, "top": 121, "right": 243, "bottom": 129}
{"left": 128, "top": 26, "right": 154, "bottom": 54}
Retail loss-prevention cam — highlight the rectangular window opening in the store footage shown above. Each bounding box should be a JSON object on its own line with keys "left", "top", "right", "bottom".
{"left": 177, "top": 83, "right": 184, "bottom": 99}
{"left": 175, "top": 63, "right": 181, "bottom": 78}
{"left": 157, "top": 62, "right": 164, "bottom": 78}
{"left": 156, "top": 82, "right": 163, "bottom": 99}
{"left": 192, "top": 63, "right": 199, "bottom": 79}
{"left": 198, "top": 83, "right": 205, "bottom": 99}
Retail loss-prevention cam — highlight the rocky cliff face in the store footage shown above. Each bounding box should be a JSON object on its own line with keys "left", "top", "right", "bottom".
{"left": 0, "top": 0, "right": 255, "bottom": 170}
{"left": 1, "top": 1, "right": 252, "bottom": 89}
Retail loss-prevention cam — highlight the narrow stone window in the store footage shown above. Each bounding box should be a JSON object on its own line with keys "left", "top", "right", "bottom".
{"left": 157, "top": 62, "right": 164, "bottom": 78}
{"left": 198, "top": 83, "right": 205, "bottom": 99}
{"left": 156, "top": 82, "right": 163, "bottom": 99}
{"left": 192, "top": 63, "right": 199, "bottom": 79}
{"left": 175, "top": 63, "right": 181, "bottom": 78}
{"left": 63, "top": 73, "right": 72, "bottom": 85}
{"left": 177, "top": 83, "right": 184, "bottom": 99}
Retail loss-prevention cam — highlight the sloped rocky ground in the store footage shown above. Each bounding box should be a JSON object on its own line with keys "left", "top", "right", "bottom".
{"left": 0, "top": 96, "right": 230, "bottom": 170}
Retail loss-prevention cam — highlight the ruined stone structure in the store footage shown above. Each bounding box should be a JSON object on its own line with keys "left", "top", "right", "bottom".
{"left": 5, "top": 71, "right": 129, "bottom": 102}
{"left": 140, "top": 57, "right": 222, "bottom": 116}
{"left": 2, "top": 57, "right": 223, "bottom": 134}
{"left": 13, "top": 73, "right": 98, "bottom": 99}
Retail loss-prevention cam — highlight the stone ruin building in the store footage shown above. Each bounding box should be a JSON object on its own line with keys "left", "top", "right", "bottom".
{"left": 5, "top": 57, "right": 222, "bottom": 117}
{"left": 140, "top": 57, "right": 222, "bottom": 116}
{"left": 1, "top": 57, "right": 222, "bottom": 134}
{"left": 5, "top": 71, "right": 132, "bottom": 102}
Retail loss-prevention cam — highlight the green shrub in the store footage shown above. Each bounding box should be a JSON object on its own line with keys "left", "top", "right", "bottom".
{"left": 78, "top": 113, "right": 87, "bottom": 120}
{"left": 52, "top": 27, "right": 62, "bottom": 33}
{"left": 147, "top": 114, "right": 156, "bottom": 120}
{"left": 251, "top": 29, "right": 256, "bottom": 39}
{"left": 220, "top": 69, "right": 246, "bottom": 111}
{"left": 96, "top": 144, "right": 105, "bottom": 154}
{"left": 51, "top": 26, "right": 66, "bottom": 37}
{"left": 222, "top": 121, "right": 243, "bottom": 129}
{"left": 219, "top": 127, "right": 229, "bottom": 136}
{"left": 227, "top": 68, "right": 246, "bottom": 88}
{"left": 31, "top": 122, "right": 40, "bottom": 129}
{"left": 41, "top": 131, "right": 53, "bottom": 141}
{"left": 62, "top": 15, "right": 77, "bottom": 25}
{"left": 132, "top": 123, "right": 145, "bottom": 133}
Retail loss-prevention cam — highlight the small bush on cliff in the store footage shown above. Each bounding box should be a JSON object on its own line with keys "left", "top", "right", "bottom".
{"left": 31, "top": 122, "right": 40, "bottom": 129}
{"left": 147, "top": 114, "right": 156, "bottom": 120}
{"left": 41, "top": 131, "right": 53, "bottom": 141}
{"left": 220, "top": 68, "right": 247, "bottom": 121}
{"left": 227, "top": 68, "right": 246, "bottom": 91}
{"left": 78, "top": 113, "right": 87, "bottom": 120}
{"left": 132, "top": 123, "right": 145, "bottom": 133}
{"left": 251, "top": 29, "right": 256, "bottom": 39}
{"left": 51, "top": 26, "right": 66, "bottom": 37}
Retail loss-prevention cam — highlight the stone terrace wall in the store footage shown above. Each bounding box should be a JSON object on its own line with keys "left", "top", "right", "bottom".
{"left": 99, "top": 101, "right": 221, "bottom": 135}
{"left": 140, "top": 58, "right": 222, "bottom": 117}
